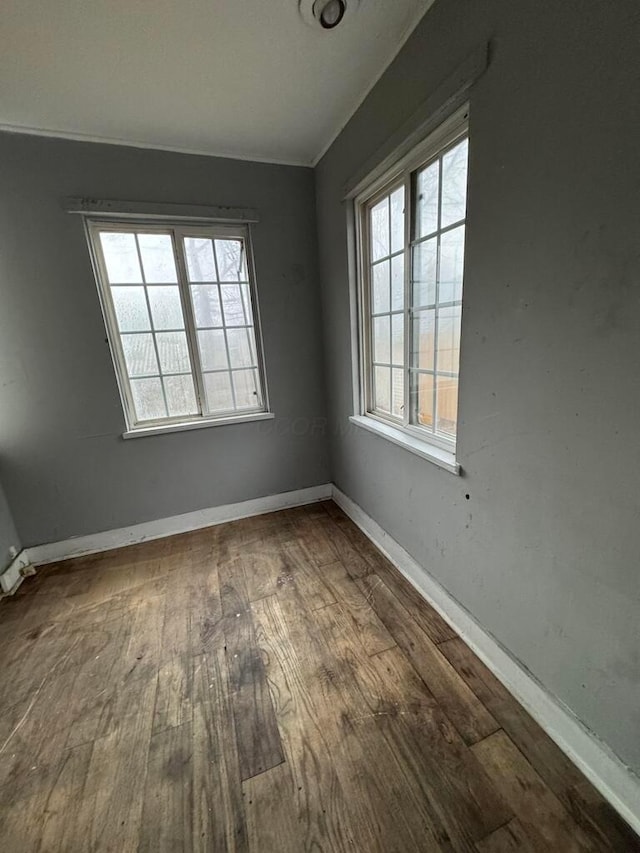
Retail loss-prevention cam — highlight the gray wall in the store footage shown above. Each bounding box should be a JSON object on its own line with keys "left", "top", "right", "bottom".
{"left": 0, "top": 479, "right": 20, "bottom": 572}
{"left": 0, "top": 134, "right": 329, "bottom": 546}
{"left": 316, "top": 0, "right": 640, "bottom": 775}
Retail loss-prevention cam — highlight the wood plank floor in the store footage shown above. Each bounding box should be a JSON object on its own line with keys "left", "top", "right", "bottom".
{"left": 0, "top": 500, "right": 637, "bottom": 852}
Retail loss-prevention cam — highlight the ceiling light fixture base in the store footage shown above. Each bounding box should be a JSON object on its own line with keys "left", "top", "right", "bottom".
{"left": 299, "top": 0, "right": 359, "bottom": 31}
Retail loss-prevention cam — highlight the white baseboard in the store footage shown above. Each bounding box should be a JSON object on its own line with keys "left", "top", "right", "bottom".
{"left": 331, "top": 485, "right": 640, "bottom": 837}
{"left": 0, "top": 549, "right": 33, "bottom": 595}
{"left": 26, "top": 483, "right": 332, "bottom": 566}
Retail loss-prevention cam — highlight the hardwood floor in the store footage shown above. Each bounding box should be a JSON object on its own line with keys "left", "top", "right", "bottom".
{"left": 0, "top": 500, "right": 637, "bottom": 852}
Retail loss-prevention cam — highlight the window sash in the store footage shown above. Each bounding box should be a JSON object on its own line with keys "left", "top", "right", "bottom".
{"left": 357, "top": 110, "right": 469, "bottom": 452}
{"left": 86, "top": 220, "right": 268, "bottom": 431}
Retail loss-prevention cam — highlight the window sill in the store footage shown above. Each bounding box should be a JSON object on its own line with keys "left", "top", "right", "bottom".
{"left": 349, "top": 415, "right": 461, "bottom": 475}
{"left": 123, "top": 411, "right": 274, "bottom": 439}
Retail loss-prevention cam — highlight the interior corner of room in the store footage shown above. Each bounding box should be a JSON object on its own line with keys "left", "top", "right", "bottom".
{"left": 1, "top": 0, "right": 639, "bottom": 847}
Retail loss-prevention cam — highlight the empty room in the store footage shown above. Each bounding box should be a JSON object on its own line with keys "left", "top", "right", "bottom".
{"left": 1, "top": 0, "right": 639, "bottom": 850}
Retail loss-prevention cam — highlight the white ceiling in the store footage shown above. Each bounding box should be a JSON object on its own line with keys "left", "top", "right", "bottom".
{"left": 0, "top": 0, "right": 435, "bottom": 166}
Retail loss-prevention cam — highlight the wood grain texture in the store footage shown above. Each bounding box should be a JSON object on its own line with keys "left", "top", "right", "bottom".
{"left": 373, "top": 556, "right": 457, "bottom": 644}
{"left": 192, "top": 651, "right": 248, "bottom": 852}
{"left": 252, "top": 593, "right": 370, "bottom": 852}
{"left": 219, "top": 557, "right": 284, "bottom": 780}
{"left": 139, "top": 722, "right": 193, "bottom": 853}
{"left": 38, "top": 742, "right": 94, "bottom": 853}
{"left": 314, "top": 604, "right": 512, "bottom": 849}
{"left": 243, "top": 759, "right": 307, "bottom": 853}
{"left": 474, "top": 818, "right": 533, "bottom": 853}
{"left": 0, "top": 500, "right": 636, "bottom": 852}
{"left": 472, "top": 730, "right": 595, "bottom": 852}
{"left": 321, "top": 563, "right": 396, "bottom": 656}
{"left": 0, "top": 725, "right": 87, "bottom": 851}
{"left": 439, "top": 636, "right": 640, "bottom": 852}
{"left": 358, "top": 572, "right": 499, "bottom": 745}
{"left": 153, "top": 653, "right": 194, "bottom": 736}
{"left": 74, "top": 675, "right": 157, "bottom": 852}
{"left": 439, "top": 637, "right": 585, "bottom": 790}
{"left": 273, "top": 592, "right": 442, "bottom": 853}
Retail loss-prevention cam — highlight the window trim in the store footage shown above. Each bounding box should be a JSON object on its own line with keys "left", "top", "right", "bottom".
{"left": 349, "top": 415, "right": 460, "bottom": 475}
{"left": 353, "top": 103, "right": 469, "bottom": 465}
{"left": 84, "top": 217, "right": 271, "bottom": 436}
{"left": 121, "top": 410, "right": 275, "bottom": 440}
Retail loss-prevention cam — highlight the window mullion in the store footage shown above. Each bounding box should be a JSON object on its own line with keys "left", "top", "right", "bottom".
{"left": 362, "top": 207, "right": 373, "bottom": 415}
{"left": 171, "top": 230, "right": 206, "bottom": 417}
{"left": 134, "top": 234, "right": 170, "bottom": 419}
{"left": 245, "top": 225, "right": 270, "bottom": 412}
{"left": 432, "top": 155, "right": 444, "bottom": 432}
{"left": 403, "top": 171, "right": 411, "bottom": 429}
{"left": 213, "top": 243, "right": 238, "bottom": 411}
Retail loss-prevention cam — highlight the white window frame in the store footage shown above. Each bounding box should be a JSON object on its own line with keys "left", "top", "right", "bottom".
{"left": 85, "top": 218, "right": 272, "bottom": 438}
{"left": 351, "top": 105, "right": 469, "bottom": 474}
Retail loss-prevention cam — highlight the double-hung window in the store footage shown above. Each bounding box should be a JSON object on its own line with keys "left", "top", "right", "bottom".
{"left": 86, "top": 221, "right": 268, "bottom": 435}
{"left": 355, "top": 108, "right": 469, "bottom": 465}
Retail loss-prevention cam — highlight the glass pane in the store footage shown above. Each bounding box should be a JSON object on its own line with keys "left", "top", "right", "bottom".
{"left": 227, "top": 327, "right": 256, "bottom": 368}
{"left": 415, "top": 161, "right": 439, "bottom": 239}
{"left": 163, "top": 374, "right": 198, "bottom": 417}
{"left": 441, "top": 138, "right": 469, "bottom": 228}
{"left": 391, "top": 255, "right": 404, "bottom": 312}
{"left": 390, "top": 186, "right": 405, "bottom": 254}
{"left": 215, "top": 239, "right": 247, "bottom": 281}
{"left": 436, "top": 375, "right": 458, "bottom": 437}
{"left": 439, "top": 226, "right": 465, "bottom": 304}
{"left": 373, "top": 366, "right": 391, "bottom": 413}
{"left": 137, "top": 234, "right": 177, "bottom": 283}
{"left": 412, "top": 238, "right": 437, "bottom": 307}
{"left": 198, "top": 329, "right": 228, "bottom": 371}
{"left": 373, "top": 315, "right": 390, "bottom": 364}
{"left": 372, "top": 261, "right": 390, "bottom": 314}
{"left": 412, "top": 309, "right": 435, "bottom": 370}
{"left": 100, "top": 232, "right": 142, "bottom": 283}
{"left": 370, "top": 197, "right": 389, "bottom": 262}
{"left": 111, "top": 287, "right": 151, "bottom": 332}
{"left": 241, "top": 283, "right": 252, "bottom": 319}
{"left": 130, "top": 377, "right": 166, "bottom": 421}
{"left": 203, "top": 372, "right": 234, "bottom": 413}
{"left": 233, "top": 369, "right": 260, "bottom": 409}
{"left": 391, "top": 313, "right": 404, "bottom": 365}
{"left": 220, "top": 284, "right": 245, "bottom": 325}
{"left": 121, "top": 333, "right": 158, "bottom": 377}
{"left": 191, "top": 285, "right": 222, "bottom": 328}
{"left": 147, "top": 286, "right": 184, "bottom": 330}
{"left": 415, "top": 372, "right": 434, "bottom": 428}
{"left": 248, "top": 326, "right": 258, "bottom": 364}
{"left": 184, "top": 237, "right": 217, "bottom": 282}
{"left": 437, "top": 305, "right": 462, "bottom": 374}
{"left": 156, "top": 331, "right": 191, "bottom": 374}
{"left": 391, "top": 368, "right": 404, "bottom": 418}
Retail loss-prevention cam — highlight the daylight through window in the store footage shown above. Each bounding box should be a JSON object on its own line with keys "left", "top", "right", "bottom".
{"left": 358, "top": 112, "right": 469, "bottom": 451}
{"left": 87, "top": 222, "right": 267, "bottom": 432}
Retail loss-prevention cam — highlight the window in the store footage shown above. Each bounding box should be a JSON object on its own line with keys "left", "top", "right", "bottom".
{"left": 356, "top": 109, "right": 469, "bottom": 458}
{"left": 86, "top": 221, "right": 268, "bottom": 434}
